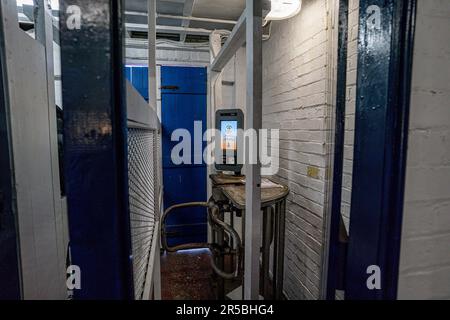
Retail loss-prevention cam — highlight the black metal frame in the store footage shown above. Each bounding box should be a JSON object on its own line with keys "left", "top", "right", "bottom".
{"left": 344, "top": 0, "right": 417, "bottom": 300}
{"left": 59, "top": 0, "right": 134, "bottom": 299}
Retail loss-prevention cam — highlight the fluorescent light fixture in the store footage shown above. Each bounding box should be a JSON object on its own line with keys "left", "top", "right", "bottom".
{"left": 266, "top": 0, "right": 302, "bottom": 21}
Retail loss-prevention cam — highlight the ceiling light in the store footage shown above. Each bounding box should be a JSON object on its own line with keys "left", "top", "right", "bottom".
{"left": 265, "top": 0, "right": 302, "bottom": 21}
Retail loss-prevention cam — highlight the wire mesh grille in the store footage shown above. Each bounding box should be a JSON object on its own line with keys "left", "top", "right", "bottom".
{"left": 128, "top": 128, "right": 156, "bottom": 300}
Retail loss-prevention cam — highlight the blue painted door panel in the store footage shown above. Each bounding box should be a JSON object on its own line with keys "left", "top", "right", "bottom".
{"left": 161, "top": 66, "right": 207, "bottom": 246}
{"left": 162, "top": 94, "right": 206, "bottom": 168}
{"left": 163, "top": 167, "right": 207, "bottom": 246}
{"left": 161, "top": 66, "right": 207, "bottom": 95}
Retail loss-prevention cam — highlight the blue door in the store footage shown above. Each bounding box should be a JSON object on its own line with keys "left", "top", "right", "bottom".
{"left": 161, "top": 66, "right": 207, "bottom": 246}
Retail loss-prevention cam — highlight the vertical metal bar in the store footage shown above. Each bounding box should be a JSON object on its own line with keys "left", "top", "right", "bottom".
{"left": 384, "top": 0, "right": 417, "bottom": 300}
{"left": 217, "top": 210, "right": 225, "bottom": 300}
{"left": 207, "top": 33, "right": 222, "bottom": 244}
{"left": 275, "top": 200, "right": 286, "bottom": 300}
{"left": 244, "top": 0, "right": 263, "bottom": 300}
{"left": 153, "top": 241, "right": 162, "bottom": 300}
{"left": 345, "top": 0, "right": 417, "bottom": 300}
{"left": 272, "top": 202, "right": 279, "bottom": 298}
{"left": 230, "top": 211, "right": 234, "bottom": 255}
{"left": 33, "top": 0, "right": 46, "bottom": 44}
{"left": 34, "top": 0, "right": 68, "bottom": 293}
{"left": 152, "top": 127, "right": 162, "bottom": 299}
{"left": 148, "top": 0, "right": 157, "bottom": 111}
{"left": 241, "top": 208, "right": 246, "bottom": 300}
{"left": 326, "top": 0, "right": 349, "bottom": 301}
{"left": 59, "top": 0, "right": 134, "bottom": 299}
{"left": 262, "top": 207, "right": 272, "bottom": 299}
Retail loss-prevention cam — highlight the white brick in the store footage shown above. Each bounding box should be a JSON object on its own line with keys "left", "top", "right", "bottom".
{"left": 398, "top": 0, "right": 450, "bottom": 300}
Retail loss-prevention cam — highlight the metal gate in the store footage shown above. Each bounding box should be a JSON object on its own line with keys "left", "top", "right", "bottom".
{"left": 126, "top": 82, "right": 162, "bottom": 300}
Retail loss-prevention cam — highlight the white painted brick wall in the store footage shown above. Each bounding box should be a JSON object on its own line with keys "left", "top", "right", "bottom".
{"left": 126, "top": 46, "right": 210, "bottom": 67}
{"left": 262, "top": 0, "right": 331, "bottom": 300}
{"left": 398, "top": 0, "right": 450, "bottom": 300}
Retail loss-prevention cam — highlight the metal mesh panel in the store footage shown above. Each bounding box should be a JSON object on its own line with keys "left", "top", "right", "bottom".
{"left": 155, "top": 132, "right": 162, "bottom": 211}
{"left": 128, "top": 128, "right": 156, "bottom": 300}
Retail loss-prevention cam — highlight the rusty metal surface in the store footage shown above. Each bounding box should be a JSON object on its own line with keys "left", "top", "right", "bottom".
{"left": 210, "top": 173, "right": 245, "bottom": 186}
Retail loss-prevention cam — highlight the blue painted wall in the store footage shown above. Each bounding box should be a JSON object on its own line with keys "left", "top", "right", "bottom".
{"left": 125, "top": 66, "right": 149, "bottom": 101}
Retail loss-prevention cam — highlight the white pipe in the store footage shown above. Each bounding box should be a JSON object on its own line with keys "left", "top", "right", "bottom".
{"left": 125, "top": 11, "right": 237, "bottom": 25}
{"left": 126, "top": 23, "right": 213, "bottom": 36}
{"left": 157, "top": 14, "right": 237, "bottom": 25}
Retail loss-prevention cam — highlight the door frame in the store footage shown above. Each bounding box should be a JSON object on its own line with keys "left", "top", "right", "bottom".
{"left": 160, "top": 65, "right": 208, "bottom": 246}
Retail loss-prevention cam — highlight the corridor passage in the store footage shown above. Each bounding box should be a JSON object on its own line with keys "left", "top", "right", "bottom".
{"left": 0, "top": 0, "right": 448, "bottom": 303}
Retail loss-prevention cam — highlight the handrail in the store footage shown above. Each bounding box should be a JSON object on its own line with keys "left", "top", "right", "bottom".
{"left": 160, "top": 201, "right": 241, "bottom": 279}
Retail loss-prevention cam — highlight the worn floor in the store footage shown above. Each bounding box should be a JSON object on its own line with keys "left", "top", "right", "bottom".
{"left": 160, "top": 248, "right": 276, "bottom": 300}
{"left": 160, "top": 249, "right": 216, "bottom": 300}
{"left": 160, "top": 248, "right": 243, "bottom": 300}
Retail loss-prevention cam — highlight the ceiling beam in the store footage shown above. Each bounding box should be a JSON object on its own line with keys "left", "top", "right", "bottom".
{"left": 125, "top": 38, "right": 209, "bottom": 52}
{"left": 125, "top": 11, "right": 237, "bottom": 25}
{"left": 125, "top": 23, "right": 212, "bottom": 36}
{"left": 158, "top": 14, "right": 237, "bottom": 25}
{"left": 159, "top": 0, "right": 185, "bottom": 3}
{"left": 180, "top": 0, "right": 196, "bottom": 42}
{"left": 209, "top": 0, "right": 271, "bottom": 72}
{"left": 210, "top": 11, "right": 246, "bottom": 72}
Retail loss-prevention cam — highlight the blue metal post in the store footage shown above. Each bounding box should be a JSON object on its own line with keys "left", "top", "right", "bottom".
{"left": 345, "top": 0, "right": 417, "bottom": 300}
{"left": 59, "top": 0, "right": 134, "bottom": 299}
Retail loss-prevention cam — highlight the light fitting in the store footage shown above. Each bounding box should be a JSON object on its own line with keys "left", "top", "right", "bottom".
{"left": 265, "top": 0, "right": 302, "bottom": 21}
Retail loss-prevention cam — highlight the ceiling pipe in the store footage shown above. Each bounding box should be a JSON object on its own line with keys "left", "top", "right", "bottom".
{"left": 125, "top": 23, "right": 213, "bottom": 36}
{"left": 125, "top": 10, "right": 237, "bottom": 25}
{"left": 157, "top": 14, "right": 237, "bottom": 25}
